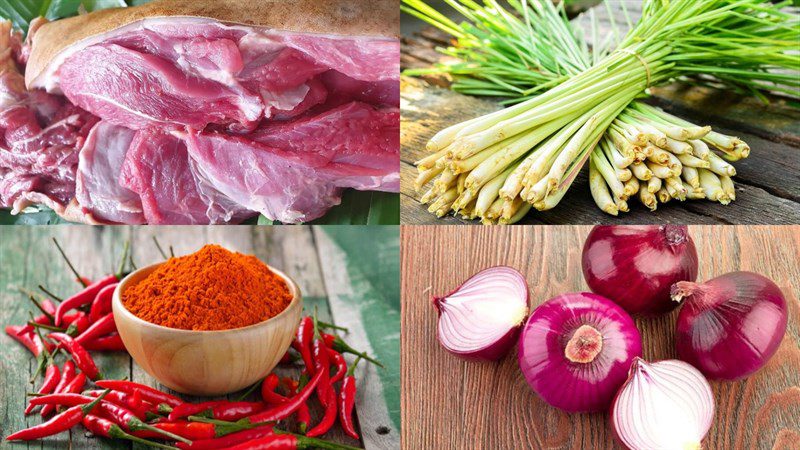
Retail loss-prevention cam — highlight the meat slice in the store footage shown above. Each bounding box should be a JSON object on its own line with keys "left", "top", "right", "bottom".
{"left": 182, "top": 102, "right": 399, "bottom": 223}
{"left": 119, "top": 130, "right": 253, "bottom": 224}
{"left": 58, "top": 44, "right": 263, "bottom": 131}
{"left": 75, "top": 121, "right": 145, "bottom": 224}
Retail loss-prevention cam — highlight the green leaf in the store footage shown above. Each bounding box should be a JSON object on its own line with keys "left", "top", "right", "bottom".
{"left": 0, "top": 0, "right": 145, "bottom": 33}
{"left": 0, "top": 208, "right": 67, "bottom": 224}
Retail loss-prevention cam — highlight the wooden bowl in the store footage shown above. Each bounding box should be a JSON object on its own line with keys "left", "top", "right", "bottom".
{"left": 112, "top": 262, "right": 302, "bottom": 396}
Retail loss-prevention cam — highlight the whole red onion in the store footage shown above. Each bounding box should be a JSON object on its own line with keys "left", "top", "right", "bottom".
{"left": 672, "top": 271, "right": 787, "bottom": 380}
{"left": 517, "top": 292, "right": 642, "bottom": 412}
{"left": 582, "top": 225, "right": 699, "bottom": 316}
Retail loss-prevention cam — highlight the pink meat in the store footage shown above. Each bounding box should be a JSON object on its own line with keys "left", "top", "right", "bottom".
{"left": 119, "top": 130, "right": 254, "bottom": 224}
{"left": 76, "top": 121, "right": 145, "bottom": 224}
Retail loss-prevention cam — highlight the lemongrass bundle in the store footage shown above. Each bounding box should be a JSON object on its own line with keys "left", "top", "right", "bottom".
{"left": 403, "top": 0, "right": 799, "bottom": 223}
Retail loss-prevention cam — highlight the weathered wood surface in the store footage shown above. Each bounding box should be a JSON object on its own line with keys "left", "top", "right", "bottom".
{"left": 400, "top": 225, "right": 800, "bottom": 449}
{"left": 400, "top": 2, "right": 800, "bottom": 225}
{"left": 0, "top": 226, "right": 400, "bottom": 450}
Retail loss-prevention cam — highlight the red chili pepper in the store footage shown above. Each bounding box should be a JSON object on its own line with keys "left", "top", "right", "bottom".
{"left": 261, "top": 374, "right": 283, "bottom": 404}
{"left": 95, "top": 380, "right": 183, "bottom": 407}
{"left": 322, "top": 333, "right": 383, "bottom": 368}
{"left": 84, "top": 389, "right": 148, "bottom": 420}
{"left": 6, "top": 390, "right": 109, "bottom": 441}
{"left": 28, "top": 393, "right": 93, "bottom": 407}
{"left": 25, "top": 363, "right": 60, "bottom": 415}
{"left": 306, "top": 385, "right": 337, "bottom": 438}
{"left": 279, "top": 350, "right": 295, "bottom": 365}
{"left": 6, "top": 325, "right": 50, "bottom": 356}
{"left": 48, "top": 332, "right": 101, "bottom": 380}
{"left": 41, "top": 361, "right": 75, "bottom": 417}
{"left": 97, "top": 400, "right": 192, "bottom": 444}
{"left": 176, "top": 424, "right": 275, "bottom": 450}
{"left": 288, "top": 375, "right": 310, "bottom": 434}
{"left": 244, "top": 369, "right": 324, "bottom": 425}
{"left": 54, "top": 274, "right": 118, "bottom": 326}
{"left": 222, "top": 433, "right": 359, "bottom": 450}
{"left": 82, "top": 414, "right": 177, "bottom": 450}
{"left": 82, "top": 333, "right": 126, "bottom": 351}
{"left": 327, "top": 348, "right": 347, "bottom": 384}
{"left": 61, "top": 372, "right": 87, "bottom": 396}
{"left": 293, "top": 317, "right": 315, "bottom": 373}
{"left": 75, "top": 313, "right": 116, "bottom": 346}
{"left": 88, "top": 283, "right": 117, "bottom": 323}
{"left": 132, "top": 421, "right": 217, "bottom": 441}
{"left": 213, "top": 401, "right": 267, "bottom": 421}
{"left": 62, "top": 311, "right": 90, "bottom": 335}
{"left": 312, "top": 336, "right": 333, "bottom": 409}
{"left": 167, "top": 401, "right": 222, "bottom": 421}
{"left": 17, "top": 299, "right": 56, "bottom": 336}
{"left": 339, "top": 355, "right": 362, "bottom": 440}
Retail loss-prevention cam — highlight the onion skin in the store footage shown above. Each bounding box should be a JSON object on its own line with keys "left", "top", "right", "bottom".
{"left": 611, "top": 358, "right": 715, "bottom": 450}
{"left": 433, "top": 266, "right": 529, "bottom": 361}
{"left": 673, "top": 271, "right": 787, "bottom": 380}
{"left": 518, "top": 292, "right": 642, "bottom": 413}
{"left": 582, "top": 225, "right": 699, "bottom": 316}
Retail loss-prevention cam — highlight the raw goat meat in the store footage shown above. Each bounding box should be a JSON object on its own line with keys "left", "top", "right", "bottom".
{"left": 1, "top": 11, "right": 399, "bottom": 223}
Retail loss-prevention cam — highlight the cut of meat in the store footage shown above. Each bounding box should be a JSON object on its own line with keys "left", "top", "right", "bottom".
{"left": 58, "top": 44, "right": 264, "bottom": 131}
{"left": 2, "top": 7, "right": 400, "bottom": 224}
{"left": 119, "top": 130, "right": 255, "bottom": 224}
{"left": 76, "top": 121, "right": 145, "bottom": 224}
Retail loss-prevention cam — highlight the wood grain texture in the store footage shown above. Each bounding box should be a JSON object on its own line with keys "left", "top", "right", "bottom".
{"left": 400, "top": 2, "right": 800, "bottom": 225}
{"left": 400, "top": 225, "right": 800, "bottom": 450}
{"left": 0, "top": 226, "right": 399, "bottom": 450}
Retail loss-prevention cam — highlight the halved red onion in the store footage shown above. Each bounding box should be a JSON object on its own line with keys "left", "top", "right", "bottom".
{"left": 611, "top": 358, "right": 715, "bottom": 450}
{"left": 582, "top": 225, "right": 698, "bottom": 316}
{"left": 433, "top": 266, "right": 529, "bottom": 361}
{"left": 672, "top": 271, "right": 787, "bottom": 380}
{"left": 518, "top": 292, "right": 642, "bottom": 412}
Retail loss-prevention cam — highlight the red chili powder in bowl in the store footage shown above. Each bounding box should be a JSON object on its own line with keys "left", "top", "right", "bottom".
{"left": 122, "top": 244, "right": 293, "bottom": 331}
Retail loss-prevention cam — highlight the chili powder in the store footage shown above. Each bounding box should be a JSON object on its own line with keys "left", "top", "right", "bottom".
{"left": 122, "top": 244, "right": 292, "bottom": 331}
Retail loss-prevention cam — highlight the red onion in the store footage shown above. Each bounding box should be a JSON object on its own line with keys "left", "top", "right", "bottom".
{"left": 518, "top": 292, "right": 642, "bottom": 412}
{"left": 672, "top": 271, "right": 787, "bottom": 380}
{"left": 611, "top": 358, "right": 714, "bottom": 450}
{"left": 433, "top": 266, "right": 529, "bottom": 361}
{"left": 582, "top": 225, "right": 699, "bottom": 316}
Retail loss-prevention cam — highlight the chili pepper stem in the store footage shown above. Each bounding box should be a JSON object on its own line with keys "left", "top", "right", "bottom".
{"left": 52, "top": 238, "right": 87, "bottom": 288}
{"left": 276, "top": 430, "right": 363, "bottom": 450}
{"left": 26, "top": 294, "right": 57, "bottom": 319}
{"left": 152, "top": 236, "right": 169, "bottom": 260}
{"left": 131, "top": 419, "right": 193, "bottom": 445}
{"left": 318, "top": 321, "right": 349, "bottom": 333}
{"left": 116, "top": 241, "right": 130, "bottom": 279}
{"left": 106, "top": 424, "right": 179, "bottom": 450}
{"left": 28, "top": 321, "right": 65, "bottom": 332}
{"left": 37, "top": 286, "right": 63, "bottom": 303}
{"left": 236, "top": 381, "right": 262, "bottom": 401}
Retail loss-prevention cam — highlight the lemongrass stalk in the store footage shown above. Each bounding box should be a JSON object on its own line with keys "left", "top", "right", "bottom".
{"left": 657, "top": 186, "right": 672, "bottom": 204}
{"left": 685, "top": 183, "right": 706, "bottom": 200}
{"left": 617, "top": 168, "right": 632, "bottom": 182}
{"left": 420, "top": 188, "right": 436, "bottom": 204}
{"left": 427, "top": 113, "right": 491, "bottom": 153}
{"left": 677, "top": 153, "right": 710, "bottom": 168}
{"left": 698, "top": 169, "right": 727, "bottom": 203}
{"left": 707, "top": 152, "right": 737, "bottom": 176}
{"left": 428, "top": 188, "right": 458, "bottom": 216}
{"left": 646, "top": 148, "right": 672, "bottom": 165}
{"left": 647, "top": 176, "right": 662, "bottom": 193}
{"left": 663, "top": 137, "right": 693, "bottom": 155}
{"left": 719, "top": 175, "right": 736, "bottom": 201}
{"left": 630, "top": 161, "right": 653, "bottom": 181}
{"left": 639, "top": 185, "right": 658, "bottom": 211}
{"left": 484, "top": 197, "right": 505, "bottom": 220}
{"left": 500, "top": 203, "right": 532, "bottom": 225}
{"left": 591, "top": 148, "right": 626, "bottom": 201}
{"left": 473, "top": 164, "right": 517, "bottom": 217}
{"left": 631, "top": 104, "right": 712, "bottom": 139}
{"left": 500, "top": 195, "right": 526, "bottom": 221}
{"left": 623, "top": 176, "right": 639, "bottom": 198}
{"left": 688, "top": 139, "right": 710, "bottom": 160}
{"left": 610, "top": 121, "right": 647, "bottom": 146}
{"left": 682, "top": 166, "right": 700, "bottom": 188}
{"left": 607, "top": 128, "right": 639, "bottom": 158}
{"left": 451, "top": 134, "right": 522, "bottom": 174}
{"left": 602, "top": 138, "right": 634, "bottom": 168}
{"left": 625, "top": 110, "right": 689, "bottom": 140}
{"left": 415, "top": 165, "right": 444, "bottom": 190}
{"left": 456, "top": 173, "right": 467, "bottom": 194}
{"left": 434, "top": 169, "right": 458, "bottom": 194}
{"left": 416, "top": 146, "right": 450, "bottom": 170}
{"left": 665, "top": 177, "right": 687, "bottom": 201}
{"left": 646, "top": 161, "right": 674, "bottom": 179}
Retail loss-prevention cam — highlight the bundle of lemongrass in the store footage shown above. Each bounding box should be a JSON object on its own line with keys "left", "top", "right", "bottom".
{"left": 403, "top": 0, "right": 799, "bottom": 223}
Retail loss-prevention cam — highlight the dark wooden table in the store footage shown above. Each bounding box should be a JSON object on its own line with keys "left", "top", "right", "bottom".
{"left": 0, "top": 226, "right": 399, "bottom": 450}
{"left": 400, "top": 2, "right": 800, "bottom": 225}
{"left": 400, "top": 225, "right": 800, "bottom": 449}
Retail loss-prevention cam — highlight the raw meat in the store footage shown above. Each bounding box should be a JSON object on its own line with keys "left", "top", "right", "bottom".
{"left": 2, "top": 9, "right": 399, "bottom": 224}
